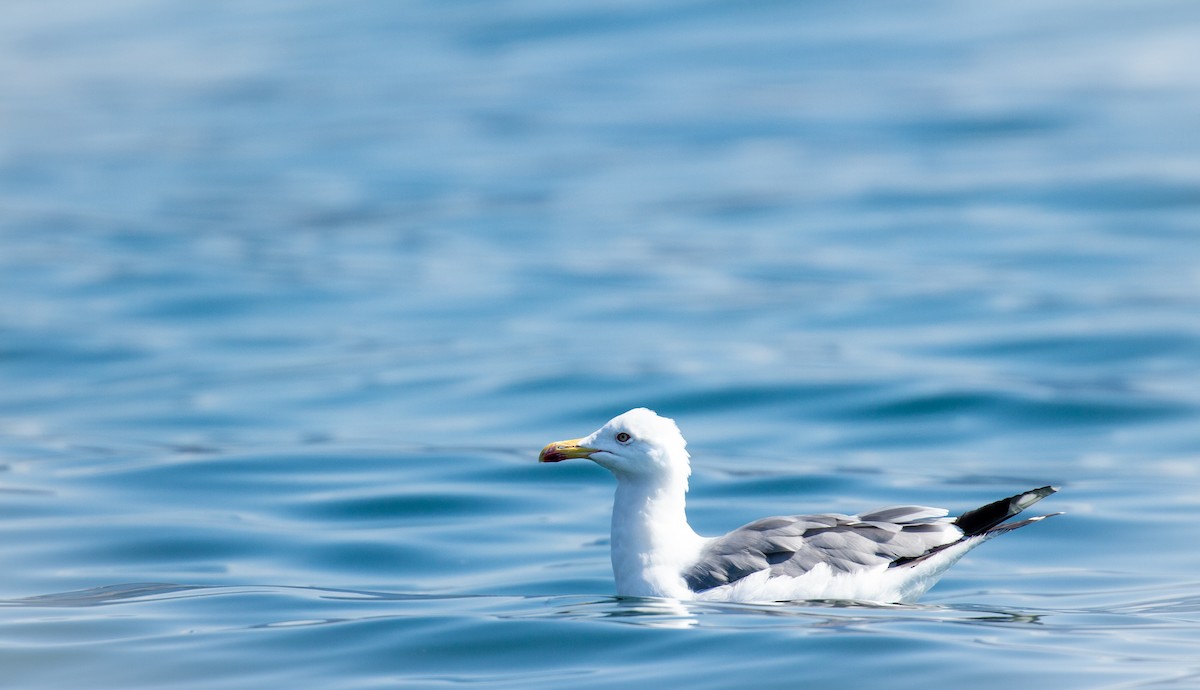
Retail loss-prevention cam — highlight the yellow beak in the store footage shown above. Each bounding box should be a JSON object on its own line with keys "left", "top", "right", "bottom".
{"left": 538, "top": 438, "right": 598, "bottom": 463}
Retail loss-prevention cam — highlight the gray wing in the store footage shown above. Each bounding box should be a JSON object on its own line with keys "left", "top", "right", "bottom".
{"left": 681, "top": 506, "right": 961, "bottom": 592}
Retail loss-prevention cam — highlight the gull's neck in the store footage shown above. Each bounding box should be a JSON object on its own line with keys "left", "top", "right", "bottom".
{"left": 609, "top": 469, "right": 706, "bottom": 599}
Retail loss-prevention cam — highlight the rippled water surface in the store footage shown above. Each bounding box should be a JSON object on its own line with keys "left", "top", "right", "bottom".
{"left": 3, "top": 1, "right": 1200, "bottom": 688}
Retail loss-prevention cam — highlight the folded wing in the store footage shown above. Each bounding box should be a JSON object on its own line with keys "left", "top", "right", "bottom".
{"left": 682, "top": 506, "right": 960, "bottom": 592}
{"left": 682, "top": 487, "right": 1060, "bottom": 593}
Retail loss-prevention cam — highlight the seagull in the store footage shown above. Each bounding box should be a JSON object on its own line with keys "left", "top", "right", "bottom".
{"left": 539, "top": 408, "right": 1060, "bottom": 603}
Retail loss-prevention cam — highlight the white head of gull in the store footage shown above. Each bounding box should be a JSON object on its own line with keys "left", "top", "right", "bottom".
{"left": 539, "top": 408, "right": 1060, "bottom": 604}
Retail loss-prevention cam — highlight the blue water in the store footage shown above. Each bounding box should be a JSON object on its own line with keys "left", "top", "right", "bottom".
{"left": 3, "top": 1, "right": 1200, "bottom": 687}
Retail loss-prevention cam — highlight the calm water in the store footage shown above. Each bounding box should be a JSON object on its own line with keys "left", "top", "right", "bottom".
{"left": 3, "top": 1, "right": 1200, "bottom": 687}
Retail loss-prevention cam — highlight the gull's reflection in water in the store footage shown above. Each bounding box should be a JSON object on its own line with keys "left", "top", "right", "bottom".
{"left": 530, "top": 594, "right": 1062, "bottom": 634}
{"left": 607, "top": 597, "right": 700, "bottom": 628}
{"left": 537, "top": 596, "right": 701, "bottom": 629}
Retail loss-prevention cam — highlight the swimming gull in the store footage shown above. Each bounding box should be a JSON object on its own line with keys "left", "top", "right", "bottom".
{"left": 539, "top": 408, "right": 1060, "bottom": 603}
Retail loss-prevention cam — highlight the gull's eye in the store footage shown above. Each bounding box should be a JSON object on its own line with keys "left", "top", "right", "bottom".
{"left": 615, "top": 432, "right": 632, "bottom": 444}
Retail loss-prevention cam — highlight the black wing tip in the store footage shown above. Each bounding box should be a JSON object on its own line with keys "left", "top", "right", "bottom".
{"left": 954, "top": 485, "right": 1060, "bottom": 537}
{"left": 1015, "top": 485, "right": 1059, "bottom": 509}
{"left": 891, "top": 490, "right": 1062, "bottom": 570}
{"left": 981, "top": 510, "right": 1064, "bottom": 536}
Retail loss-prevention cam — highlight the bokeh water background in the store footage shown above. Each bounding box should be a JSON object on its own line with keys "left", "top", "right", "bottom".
{"left": 3, "top": 1, "right": 1200, "bottom": 687}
